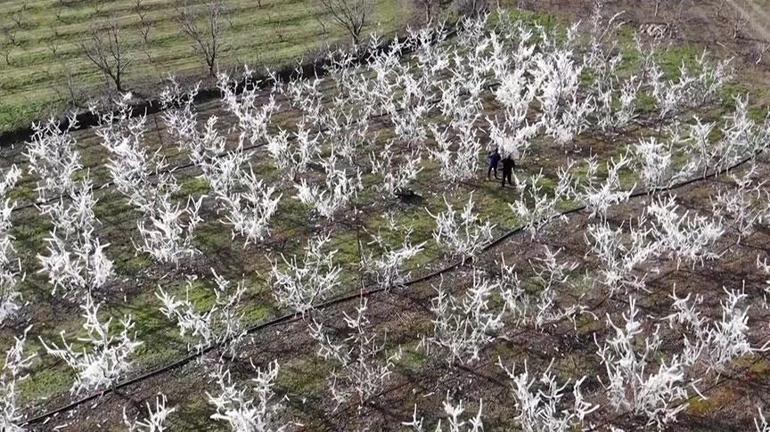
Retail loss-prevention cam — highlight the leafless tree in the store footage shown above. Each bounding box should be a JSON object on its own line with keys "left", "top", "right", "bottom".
{"left": 11, "top": 14, "right": 23, "bottom": 29}
{"left": 43, "top": 24, "right": 82, "bottom": 107}
{"left": 65, "top": 65, "right": 83, "bottom": 107}
{"left": 0, "top": 3, "right": 26, "bottom": 65}
{"left": 45, "top": 26, "right": 61, "bottom": 57}
{"left": 134, "top": 0, "right": 154, "bottom": 45}
{"left": 82, "top": 19, "right": 132, "bottom": 93}
{"left": 716, "top": 0, "right": 726, "bottom": 18}
{"left": 55, "top": 0, "right": 67, "bottom": 23}
{"left": 315, "top": 0, "right": 372, "bottom": 46}
{"left": 414, "top": 0, "right": 440, "bottom": 23}
{"left": 11, "top": 7, "right": 27, "bottom": 29}
{"left": 52, "top": 58, "right": 84, "bottom": 108}
{"left": 93, "top": 2, "right": 105, "bottom": 18}
{"left": 134, "top": 0, "right": 158, "bottom": 69}
{"left": 733, "top": 7, "right": 747, "bottom": 39}
{"left": 176, "top": 0, "right": 227, "bottom": 78}
{"left": 454, "top": 0, "right": 487, "bottom": 16}
{"left": 1, "top": 26, "right": 19, "bottom": 65}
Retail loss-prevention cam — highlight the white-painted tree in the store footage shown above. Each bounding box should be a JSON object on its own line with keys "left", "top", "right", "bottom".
{"left": 0, "top": 166, "right": 22, "bottom": 324}
{"left": 595, "top": 299, "right": 695, "bottom": 428}
{"left": 0, "top": 326, "right": 34, "bottom": 432}
{"left": 428, "top": 194, "right": 494, "bottom": 263}
{"left": 207, "top": 361, "right": 287, "bottom": 432}
{"left": 270, "top": 235, "right": 342, "bottom": 314}
{"left": 307, "top": 297, "right": 400, "bottom": 410}
{"left": 157, "top": 271, "right": 247, "bottom": 357}
{"left": 363, "top": 221, "right": 425, "bottom": 290}
{"left": 25, "top": 115, "right": 81, "bottom": 201}
{"left": 427, "top": 273, "right": 504, "bottom": 364}
{"left": 123, "top": 394, "right": 176, "bottom": 432}
{"left": 39, "top": 295, "right": 143, "bottom": 395}
{"left": 403, "top": 395, "right": 484, "bottom": 432}
{"left": 498, "top": 359, "right": 597, "bottom": 432}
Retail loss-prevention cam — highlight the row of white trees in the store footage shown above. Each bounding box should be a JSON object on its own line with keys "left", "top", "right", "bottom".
{"left": 0, "top": 165, "right": 22, "bottom": 324}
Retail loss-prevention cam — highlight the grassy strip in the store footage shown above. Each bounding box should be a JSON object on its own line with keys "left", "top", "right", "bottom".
{"left": 0, "top": 0, "right": 411, "bottom": 133}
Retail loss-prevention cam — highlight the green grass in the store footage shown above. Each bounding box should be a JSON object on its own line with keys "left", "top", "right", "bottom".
{"left": 18, "top": 362, "right": 73, "bottom": 402}
{"left": 0, "top": 0, "right": 412, "bottom": 134}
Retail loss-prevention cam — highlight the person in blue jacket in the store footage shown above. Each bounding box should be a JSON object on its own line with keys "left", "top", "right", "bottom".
{"left": 487, "top": 148, "right": 501, "bottom": 180}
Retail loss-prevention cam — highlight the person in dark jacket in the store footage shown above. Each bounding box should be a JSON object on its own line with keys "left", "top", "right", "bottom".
{"left": 487, "top": 148, "right": 501, "bottom": 180}
{"left": 501, "top": 154, "right": 515, "bottom": 187}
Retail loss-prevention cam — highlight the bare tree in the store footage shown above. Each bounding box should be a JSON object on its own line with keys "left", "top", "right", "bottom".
{"left": 11, "top": 9, "right": 27, "bottom": 29}
{"left": 82, "top": 19, "right": 132, "bottom": 93}
{"left": 1, "top": 26, "right": 19, "bottom": 66}
{"left": 134, "top": 0, "right": 159, "bottom": 70}
{"left": 315, "top": 0, "right": 372, "bottom": 46}
{"left": 93, "top": 2, "right": 105, "bottom": 18}
{"left": 134, "top": 0, "right": 154, "bottom": 46}
{"left": 50, "top": 58, "right": 84, "bottom": 108}
{"left": 414, "top": 0, "right": 440, "bottom": 23}
{"left": 1, "top": 3, "right": 26, "bottom": 66}
{"left": 454, "top": 0, "right": 487, "bottom": 16}
{"left": 754, "top": 41, "right": 770, "bottom": 65}
{"left": 45, "top": 26, "right": 61, "bottom": 57}
{"left": 716, "top": 0, "right": 726, "bottom": 18}
{"left": 733, "top": 7, "right": 747, "bottom": 39}
{"left": 176, "top": 0, "right": 227, "bottom": 78}
{"left": 55, "top": 0, "right": 67, "bottom": 23}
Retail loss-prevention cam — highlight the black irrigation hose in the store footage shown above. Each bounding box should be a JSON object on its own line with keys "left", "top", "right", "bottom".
{"left": 22, "top": 142, "right": 766, "bottom": 427}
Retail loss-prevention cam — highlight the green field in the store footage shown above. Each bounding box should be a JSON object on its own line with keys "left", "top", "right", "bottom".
{"left": 0, "top": 0, "right": 412, "bottom": 134}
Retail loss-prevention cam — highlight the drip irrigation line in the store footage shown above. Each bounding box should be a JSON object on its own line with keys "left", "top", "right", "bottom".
{"left": 21, "top": 145, "right": 765, "bottom": 427}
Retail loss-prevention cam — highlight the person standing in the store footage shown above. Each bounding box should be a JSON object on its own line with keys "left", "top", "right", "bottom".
{"left": 487, "top": 148, "right": 501, "bottom": 180}
{"left": 501, "top": 154, "right": 515, "bottom": 187}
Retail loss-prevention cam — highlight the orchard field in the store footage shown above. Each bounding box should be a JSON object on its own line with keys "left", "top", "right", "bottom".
{"left": 3, "top": 1, "right": 770, "bottom": 431}
{"left": 0, "top": 0, "right": 409, "bottom": 133}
